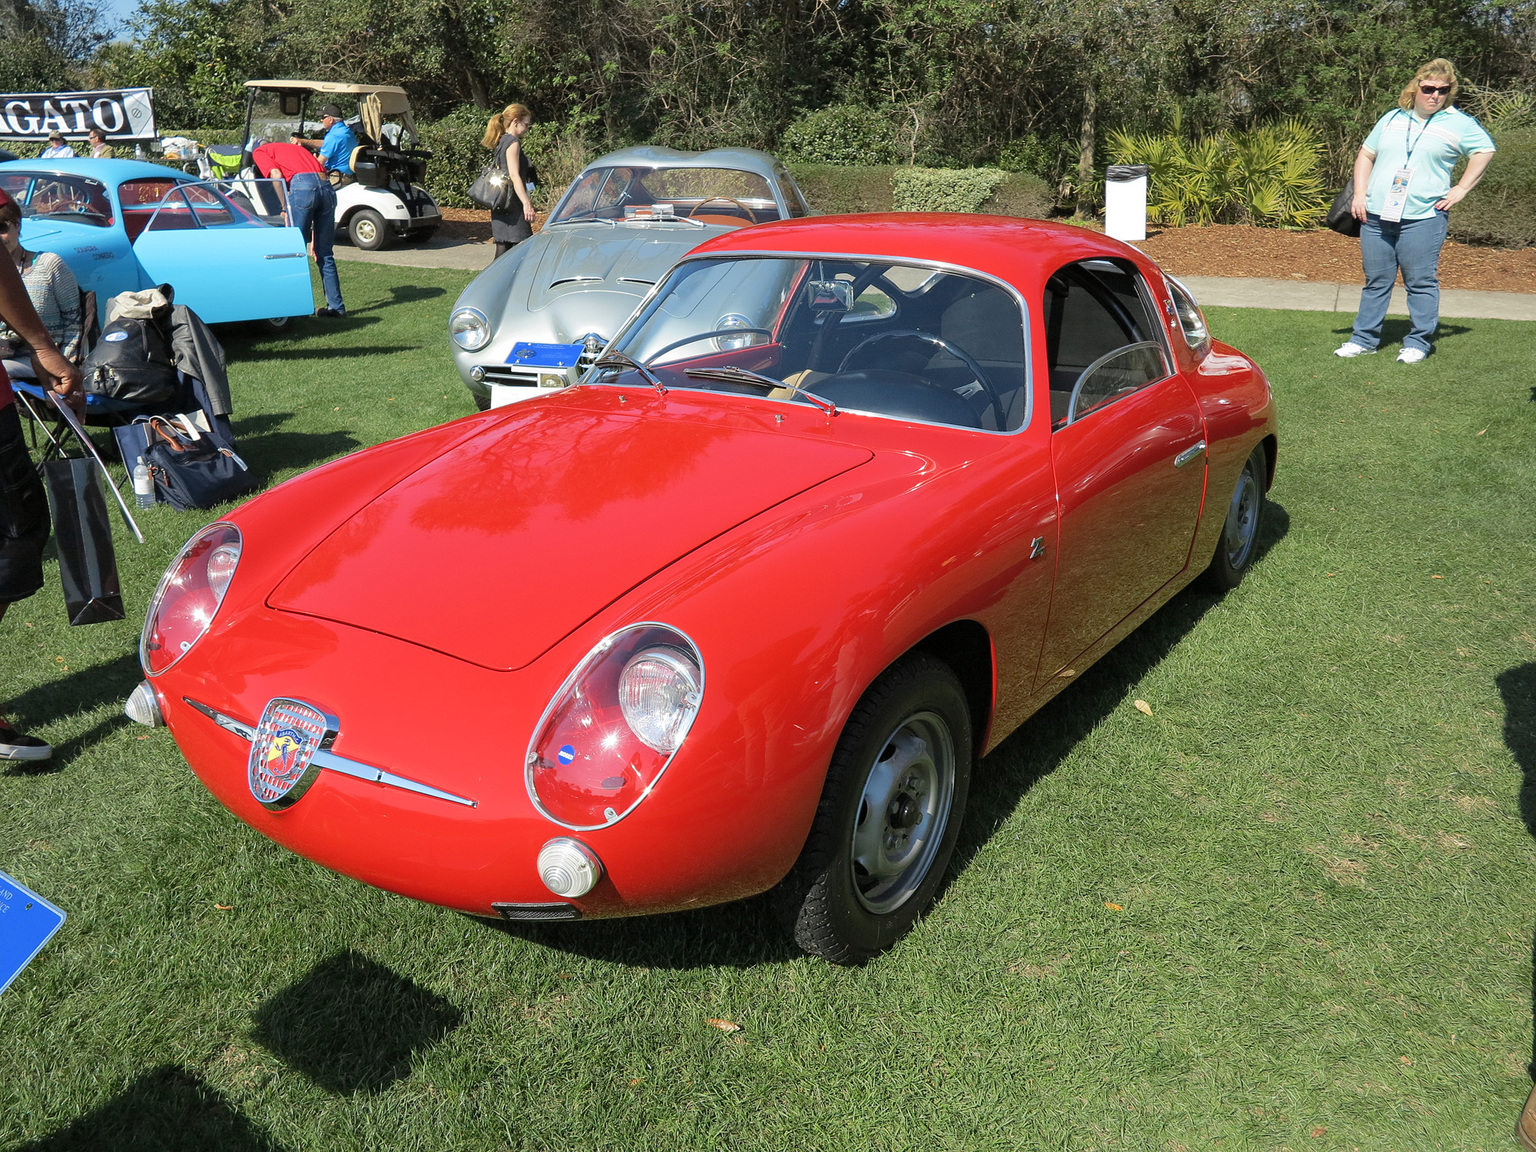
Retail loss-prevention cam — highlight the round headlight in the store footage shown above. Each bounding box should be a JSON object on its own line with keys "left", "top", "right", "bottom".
{"left": 618, "top": 646, "right": 701, "bottom": 753}
{"left": 715, "top": 313, "right": 754, "bottom": 351}
{"left": 450, "top": 307, "right": 491, "bottom": 352}
{"left": 142, "top": 523, "right": 242, "bottom": 676}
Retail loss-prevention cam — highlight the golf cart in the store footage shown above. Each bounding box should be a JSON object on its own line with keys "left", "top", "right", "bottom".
{"left": 228, "top": 80, "right": 441, "bottom": 249}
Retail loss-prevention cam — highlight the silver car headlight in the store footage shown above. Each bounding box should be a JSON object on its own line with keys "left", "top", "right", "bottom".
{"left": 450, "top": 307, "right": 491, "bottom": 352}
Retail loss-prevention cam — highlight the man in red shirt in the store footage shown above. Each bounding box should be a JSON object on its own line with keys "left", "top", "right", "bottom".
{"left": 0, "top": 187, "right": 82, "bottom": 760}
{"left": 252, "top": 140, "right": 346, "bottom": 318}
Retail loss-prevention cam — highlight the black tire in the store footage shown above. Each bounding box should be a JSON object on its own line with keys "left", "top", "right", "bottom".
{"left": 776, "top": 653, "right": 972, "bottom": 964}
{"left": 347, "top": 208, "right": 389, "bottom": 250}
{"left": 411, "top": 227, "right": 439, "bottom": 244}
{"left": 1197, "top": 442, "right": 1266, "bottom": 591}
{"left": 252, "top": 315, "right": 290, "bottom": 333}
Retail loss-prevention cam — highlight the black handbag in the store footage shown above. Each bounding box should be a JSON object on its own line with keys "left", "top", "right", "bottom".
{"left": 142, "top": 415, "right": 256, "bottom": 511}
{"left": 467, "top": 164, "right": 518, "bottom": 212}
{"left": 42, "top": 457, "right": 125, "bottom": 625}
{"left": 1326, "top": 183, "right": 1361, "bottom": 237}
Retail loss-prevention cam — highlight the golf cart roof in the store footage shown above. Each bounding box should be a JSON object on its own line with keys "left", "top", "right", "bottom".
{"left": 244, "top": 80, "right": 412, "bottom": 115}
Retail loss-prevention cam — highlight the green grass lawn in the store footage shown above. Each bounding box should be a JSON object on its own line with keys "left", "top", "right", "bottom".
{"left": 2, "top": 263, "right": 1533, "bottom": 1151}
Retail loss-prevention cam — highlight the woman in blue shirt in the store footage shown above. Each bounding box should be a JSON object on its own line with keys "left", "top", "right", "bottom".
{"left": 1336, "top": 59, "right": 1496, "bottom": 363}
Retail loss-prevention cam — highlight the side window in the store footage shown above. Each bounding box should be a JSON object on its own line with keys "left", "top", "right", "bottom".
{"left": 1045, "top": 260, "right": 1170, "bottom": 428}
{"left": 182, "top": 183, "right": 236, "bottom": 227}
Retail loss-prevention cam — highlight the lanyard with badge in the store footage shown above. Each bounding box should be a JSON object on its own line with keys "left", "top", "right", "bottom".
{"left": 1381, "top": 109, "right": 1440, "bottom": 222}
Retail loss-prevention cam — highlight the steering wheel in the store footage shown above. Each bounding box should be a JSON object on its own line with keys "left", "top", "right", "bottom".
{"left": 686, "top": 196, "right": 754, "bottom": 221}
{"left": 837, "top": 330, "right": 1005, "bottom": 423}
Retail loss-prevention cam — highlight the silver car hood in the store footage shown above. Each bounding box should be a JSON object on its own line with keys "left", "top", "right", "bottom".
{"left": 483, "top": 221, "right": 734, "bottom": 344}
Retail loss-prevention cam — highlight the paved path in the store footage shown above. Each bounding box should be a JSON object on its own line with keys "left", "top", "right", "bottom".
{"left": 336, "top": 235, "right": 1536, "bottom": 322}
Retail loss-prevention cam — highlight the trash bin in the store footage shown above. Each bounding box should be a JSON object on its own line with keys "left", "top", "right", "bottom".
{"left": 1104, "top": 164, "right": 1149, "bottom": 242}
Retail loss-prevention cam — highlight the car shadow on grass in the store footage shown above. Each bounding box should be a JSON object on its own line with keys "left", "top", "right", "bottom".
{"left": 493, "top": 503, "right": 1292, "bottom": 970}
{"left": 227, "top": 424, "right": 361, "bottom": 481}
{"left": 951, "top": 500, "right": 1293, "bottom": 884}
{"left": 12, "top": 1064, "right": 287, "bottom": 1151}
{"left": 1496, "top": 662, "right": 1536, "bottom": 1080}
{"left": 4, "top": 651, "right": 141, "bottom": 776}
{"left": 250, "top": 949, "right": 461, "bottom": 1094}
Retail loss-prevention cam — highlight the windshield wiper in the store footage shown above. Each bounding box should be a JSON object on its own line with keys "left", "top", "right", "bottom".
{"left": 594, "top": 350, "right": 667, "bottom": 395}
{"left": 684, "top": 365, "right": 837, "bottom": 416}
{"left": 550, "top": 215, "right": 615, "bottom": 228}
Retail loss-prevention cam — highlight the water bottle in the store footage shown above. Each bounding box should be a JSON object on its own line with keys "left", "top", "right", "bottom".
{"left": 133, "top": 457, "right": 154, "bottom": 508}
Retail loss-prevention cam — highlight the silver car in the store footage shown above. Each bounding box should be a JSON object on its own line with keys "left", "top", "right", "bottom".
{"left": 448, "top": 146, "right": 810, "bottom": 408}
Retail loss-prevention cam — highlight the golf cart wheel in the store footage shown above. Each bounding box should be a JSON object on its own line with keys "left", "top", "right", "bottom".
{"left": 412, "top": 227, "right": 439, "bottom": 244}
{"left": 348, "top": 208, "right": 389, "bottom": 250}
{"left": 776, "top": 653, "right": 972, "bottom": 964}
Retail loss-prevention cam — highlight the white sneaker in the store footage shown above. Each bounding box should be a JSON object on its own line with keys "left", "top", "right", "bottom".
{"left": 1397, "top": 347, "right": 1427, "bottom": 363}
{"left": 1334, "top": 342, "right": 1376, "bottom": 357}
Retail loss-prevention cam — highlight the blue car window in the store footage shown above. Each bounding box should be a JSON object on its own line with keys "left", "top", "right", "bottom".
{"left": 1, "top": 174, "right": 112, "bottom": 227}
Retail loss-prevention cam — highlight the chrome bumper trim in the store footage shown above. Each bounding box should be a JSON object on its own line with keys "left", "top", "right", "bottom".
{"left": 182, "top": 697, "right": 477, "bottom": 808}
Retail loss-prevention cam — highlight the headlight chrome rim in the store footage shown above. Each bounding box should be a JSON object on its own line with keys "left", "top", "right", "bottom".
{"left": 525, "top": 622, "right": 705, "bottom": 831}
{"left": 449, "top": 306, "right": 491, "bottom": 352}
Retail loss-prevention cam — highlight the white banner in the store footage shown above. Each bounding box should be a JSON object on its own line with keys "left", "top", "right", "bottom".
{"left": 0, "top": 88, "right": 157, "bottom": 142}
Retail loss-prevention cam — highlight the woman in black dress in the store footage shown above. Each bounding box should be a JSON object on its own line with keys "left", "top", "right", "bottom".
{"left": 481, "top": 104, "right": 538, "bottom": 259}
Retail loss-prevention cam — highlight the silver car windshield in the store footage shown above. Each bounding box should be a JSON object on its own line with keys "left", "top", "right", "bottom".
{"left": 551, "top": 167, "right": 783, "bottom": 227}
{"left": 597, "top": 256, "right": 1030, "bottom": 433}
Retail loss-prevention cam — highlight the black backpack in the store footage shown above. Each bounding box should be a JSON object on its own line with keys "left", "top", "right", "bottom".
{"left": 82, "top": 314, "right": 179, "bottom": 407}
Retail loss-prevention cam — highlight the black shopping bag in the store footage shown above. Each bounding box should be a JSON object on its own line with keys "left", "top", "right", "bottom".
{"left": 42, "top": 458, "right": 125, "bottom": 625}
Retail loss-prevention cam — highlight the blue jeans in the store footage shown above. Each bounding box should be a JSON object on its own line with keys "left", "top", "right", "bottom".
{"left": 1350, "top": 211, "right": 1448, "bottom": 354}
{"left": 288, "top": 173, "right": 344, "bottom": 313}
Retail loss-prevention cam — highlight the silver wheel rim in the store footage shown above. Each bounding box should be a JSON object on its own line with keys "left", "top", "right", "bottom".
{"left": 354, "top": 217, "right": 378, "bottom": 244}
{"left": 850, "top": 710, "right": 956, "bottom": 915}
{"left": 1223, "top": 463, "right": 1260, "bottom": 570}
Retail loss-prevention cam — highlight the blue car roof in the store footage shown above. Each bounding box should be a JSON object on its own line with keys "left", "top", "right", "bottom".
{"left": 0, "top": 158, "right": 196, "bottom": 183}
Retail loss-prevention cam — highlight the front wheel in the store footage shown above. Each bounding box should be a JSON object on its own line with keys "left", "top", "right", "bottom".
{"left": 1197, "top": 442, "right": 1266, "bottom": 591}
{"left": 347, "top": 208, "right": 389, "bottom": 250}
{"left": 776, "top": 653, "right": 972, "bottom": 964}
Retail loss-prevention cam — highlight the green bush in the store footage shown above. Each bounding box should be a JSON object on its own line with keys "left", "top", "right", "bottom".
{"left": 788, "top": 164, "right": 1051, "bottom": 218}
{"left": 1448, "top": 127, "right": 1536, "bottom": 248}
{"left": 1108, "top": 119, "right": 1328, "bottom": 227}
{"left": 788, "top": 164, "right": 897, "bottom": 214}
{"left": 891, "top": 167, "right": 1007, "bottom": 212}
{"left": 780, "top": 105, "right": 899, "bottom": 166}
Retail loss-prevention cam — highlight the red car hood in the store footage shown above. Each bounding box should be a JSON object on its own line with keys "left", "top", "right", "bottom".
{"left": 267, "top": 401, "right": 873, "bottom": 671}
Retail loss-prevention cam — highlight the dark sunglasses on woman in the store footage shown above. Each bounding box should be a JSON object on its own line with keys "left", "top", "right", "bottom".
{"left": 1420, "top": 84, "right": 1452, "bottom": 95}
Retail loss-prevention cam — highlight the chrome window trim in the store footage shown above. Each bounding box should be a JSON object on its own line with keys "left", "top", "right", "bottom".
{"left": 598, "top": 250, "right": 1036, "bottom": 436}
{"left": 183, "top": 696, "right": 477, "bottom": 808}
{"left": 1064, "top": 340, "right": 1171, "bottom": 426}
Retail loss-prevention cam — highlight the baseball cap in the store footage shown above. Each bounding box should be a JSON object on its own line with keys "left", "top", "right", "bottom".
{"left": 320, "top": 104, "right": 344, "bottom": 120}
{"left": 47, "top": 131, "right": 64, "bottom": 141}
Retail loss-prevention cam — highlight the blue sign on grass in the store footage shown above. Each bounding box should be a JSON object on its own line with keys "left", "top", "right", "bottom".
{"left": 0, "top": 870, "right": 65, "bottom": 996}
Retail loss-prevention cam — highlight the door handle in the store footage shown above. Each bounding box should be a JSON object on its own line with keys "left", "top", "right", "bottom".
{"left": 1174, "top": 441, "right": 1206, "bottom": 468}
{"left": 265, "top": 252, "right": 306, "bottom": 259}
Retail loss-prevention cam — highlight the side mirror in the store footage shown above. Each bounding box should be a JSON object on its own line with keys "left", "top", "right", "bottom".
{"left": 280, "top": 94, "right": 303, "bottom": 116}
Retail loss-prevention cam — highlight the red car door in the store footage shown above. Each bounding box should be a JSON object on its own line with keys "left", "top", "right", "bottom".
{"left": 1036, "top": 259, "right": 1207, "bottom": 682}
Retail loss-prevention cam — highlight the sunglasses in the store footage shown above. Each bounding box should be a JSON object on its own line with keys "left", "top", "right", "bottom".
{"left": 1420, "top": 83, "right": 1452, "bottom": 95}
{"left": 0, "top": 221, "right": 13, "bottom": 234}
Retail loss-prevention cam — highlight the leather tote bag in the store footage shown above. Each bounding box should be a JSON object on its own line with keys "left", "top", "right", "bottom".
{"left": 1326, "top": 183, "right": 1362, "bottom": 237}
{"left": 42, "top": 457, "right": 125, "bottom": 625}
{"left": 142, "top": 415, "right": 256, "bottom": 511}
{"left": 468, "top": 164, "right": 518, "bottom": 212}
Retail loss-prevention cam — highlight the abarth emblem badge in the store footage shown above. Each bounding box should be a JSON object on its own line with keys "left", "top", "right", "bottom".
{"left": 247, "top": 699, "right": 338, "bottom": 810}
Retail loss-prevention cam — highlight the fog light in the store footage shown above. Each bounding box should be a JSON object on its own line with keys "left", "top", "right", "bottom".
{"left": 538, "top": 371, "right": 565, "bottom": 389}
{"left": 124, "top": 681, "right": 164, "bottom": 727}
{"left": 470, "top": 365, "right": 486, "bottom": 383}
{"left": 537, "top": 838, "right": 602, "bottom": 898}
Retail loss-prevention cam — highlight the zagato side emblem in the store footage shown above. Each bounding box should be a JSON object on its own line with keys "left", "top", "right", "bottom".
{"left": 247, "top": 699, "right": 338, "bottom": 810}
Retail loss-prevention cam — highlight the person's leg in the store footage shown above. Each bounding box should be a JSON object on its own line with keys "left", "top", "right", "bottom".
{"left": 1395, "top": 211, "right": 1448, "bottom": 354}
{"left": 312, "top": 184, "right": 344, "bottom": 314}
{"left": 0, "top": 404, "right": 52, "bottom": 760}
{"left": 1348, "top": 216, "right": 1398, "bottom": 350}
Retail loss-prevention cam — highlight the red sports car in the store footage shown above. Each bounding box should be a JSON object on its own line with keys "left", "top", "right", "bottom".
{"left": 127, "top": 215, "right": 1277, "bottom": 963}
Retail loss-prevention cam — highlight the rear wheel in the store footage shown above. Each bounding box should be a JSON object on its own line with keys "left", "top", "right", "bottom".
{"left": 777, "top": 654, "right": 972, "bottom": 964}
{"left": 347, "top": 208, "right": 389, "bottom": 250}
{"left": 1197, "top": 442, "right": 1266, "bottom": 591}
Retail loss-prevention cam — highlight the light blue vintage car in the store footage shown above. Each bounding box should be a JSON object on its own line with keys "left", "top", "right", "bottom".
{"left": 0, "top": 159, "right": 314, "bottom": 326}
{"left": 448, "top": 146, "right": 810, "bottom": 409}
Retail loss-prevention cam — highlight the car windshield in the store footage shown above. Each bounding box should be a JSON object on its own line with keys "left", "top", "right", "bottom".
{"left": 595, "top": 256, "right": 1030, "bottom": 432}
{"left": 551, "top": 166, "right": 783, "bottom": 226}
{"left": 0, "top": 172, "right": 113, "bottom": 227}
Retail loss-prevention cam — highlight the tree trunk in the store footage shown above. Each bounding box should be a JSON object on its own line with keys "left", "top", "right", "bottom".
{"left": 1075, "top": 81, "right": 1096, "bottom": 218}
